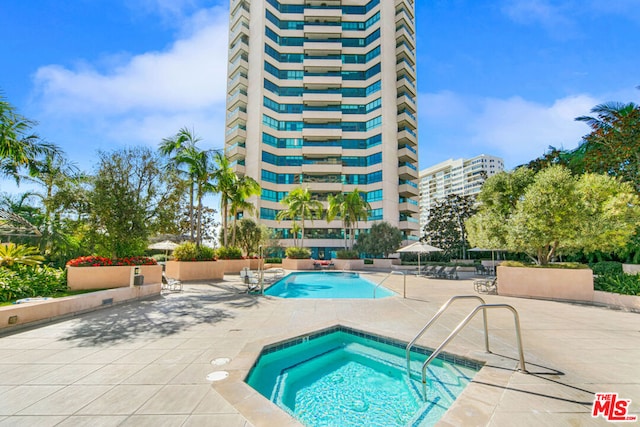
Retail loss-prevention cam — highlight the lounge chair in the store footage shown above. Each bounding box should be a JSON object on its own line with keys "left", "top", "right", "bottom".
{"left": 427, "top": 266, "right": 445, "bottom": 278}
{"left": 417, "top": 265, "right": 435, "bottom": 277}
{"left": 474, "top": 276, "right": 497, "bottom": 294}
{"left": 162, "top": 272, "right": 183, "bottom": 292}
{"left": 437, "top": 266, "right": 458, "bottom": 280}
{"left": 475, "top": 264, "right": 488, "bottom": 275}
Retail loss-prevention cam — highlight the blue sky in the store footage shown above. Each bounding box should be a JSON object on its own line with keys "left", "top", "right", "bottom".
{"left": 1, "top": 0, "right": 640, "bottom": 195}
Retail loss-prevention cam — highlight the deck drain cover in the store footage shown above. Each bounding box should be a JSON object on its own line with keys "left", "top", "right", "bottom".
{"left": 206, "top": 371, "right": 229, "bottom": 382}
{"left": 211, "top": 357, "right": 231, "bottom": 366}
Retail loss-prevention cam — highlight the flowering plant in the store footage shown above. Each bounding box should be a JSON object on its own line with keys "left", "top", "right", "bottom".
{"left": 66, "top": 256, "right": 157, "bottom": 267}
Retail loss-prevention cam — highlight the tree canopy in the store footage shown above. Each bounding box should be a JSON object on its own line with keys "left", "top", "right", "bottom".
{"left": 355, "top": 221, "right": 403, "bottom": 258}
{"left": 467, "top": 166, "right": 640, "bottom": 264}
{"left": 422, "top": 194, "right": 476, "bottom": 259}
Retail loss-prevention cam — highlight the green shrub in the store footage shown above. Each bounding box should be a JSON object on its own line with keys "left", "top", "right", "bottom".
{"left": 0, "top": 265, "right": 67, "bottom": 303}
{"left": 500, "top": 261, "right": 588, "bottom": 269}
{"left": 591, "top": 261, "right": 623, "bottom": 276}
{"left": 336, "top": 250, "right": 359, "bottom": 259}
{"left": 285, "top": 247, "right": 311, "bottom": 259}
{"left": 595, "top": 273, "right": 640, "bottom": 296}
{"left": 216, "top": 246, "right": 242, "bottom": 260}
{"left": 151, "top": 254, "right": 168, "bottom": 262}
{"left": 173, "top": 242, "right": 216, "bottom": 261}
{"left": 265, "top": 257, "right": 282, "bottom": 264}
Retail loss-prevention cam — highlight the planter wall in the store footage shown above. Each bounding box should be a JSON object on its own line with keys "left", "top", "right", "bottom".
{"left": 622, "top": 264, "right": 640, "bottom": 275}
{"left": 165, "top": 260, "right": 224, "bottom": 281}
{"left": 593, "top": 291, "right": 640, "bottom": 312}
{"left": 370, "top": 259, "right": 400, "bottom": 269}
{"left": 220, "top": 259, "right": 250, "bottom": 274}
{"left": 497, "top": 265, "right": 594, "bottom": 302}
{"left": 249, "top": 258, "right": 264, "bottom": 271}
{"left": 282, "top": 258, "right": 315, "bottom": 270}
{"left": 67, "top": 265, "right": 162, "bottom": 291}
{"left": 1, "top": 283, "right": 161, "bottom": 331}
{"left": 332, "top": 259, "right": 365, "bottom": 271}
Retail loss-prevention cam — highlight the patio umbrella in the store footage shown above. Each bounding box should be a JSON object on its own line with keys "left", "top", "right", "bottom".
{"left": 397, "top": 242, "right": 442, "bottom": 273}
{"left": 147, "top": 240, "right": 180, "bottom": 259}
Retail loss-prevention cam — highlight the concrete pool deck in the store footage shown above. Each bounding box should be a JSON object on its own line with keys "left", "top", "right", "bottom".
{"left": 0, "top": 272, "right": 638, "bottom": 426}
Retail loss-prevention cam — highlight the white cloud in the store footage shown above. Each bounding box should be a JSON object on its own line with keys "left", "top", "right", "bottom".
{"left": 29, "top": 5, "right": 230, "bottom": 155}
{"left": 419, "top": 92, "right": 599, "bottom": 169}
{"left": 501, "top": 0, "right": 577, "bottom": 38}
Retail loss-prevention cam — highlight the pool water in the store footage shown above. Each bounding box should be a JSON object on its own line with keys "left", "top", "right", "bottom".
{"left": 264, "top": 271, "right": 395, "bottom": 299}
{"left": 246, "top": 326, "right": 481, "bottom": 427}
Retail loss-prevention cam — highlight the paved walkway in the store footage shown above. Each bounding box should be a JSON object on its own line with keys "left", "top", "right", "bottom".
{"left": 0, "top": 272, "right": 638, "bottom": 426}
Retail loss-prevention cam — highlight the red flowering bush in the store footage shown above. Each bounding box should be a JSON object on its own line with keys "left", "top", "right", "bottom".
{"left": 67, "top": 256, "right": 157, "bottom": 267}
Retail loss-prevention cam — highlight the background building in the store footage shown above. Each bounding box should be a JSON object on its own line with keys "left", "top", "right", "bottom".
{"left": 418, "top": 155, "right": 504, "bottom": 231}
{"left": 225, "top": 0, "right": 419, "bottom": 258}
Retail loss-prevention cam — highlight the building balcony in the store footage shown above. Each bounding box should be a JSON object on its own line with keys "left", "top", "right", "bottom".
{"left": 396, "top": 60, "right": 416, "bottom": 80}
{"left": 302, "top": 110, "right": 342, "bottom": 122}
{"left": 398, "top": 165, "right": 418, "bottom": 180}
{"left": 396, "top": 44, "right": 416, "bottom": 66}
{"left": 304, "top": 7, "right": 342, "bottom": 20}
{"left": 226, "top": 109, "right": 246, "bottom": 127}
{"left": 399, "top": 183, "right": 419, "bottom": 197}
{"left": 396, "top": 95, "right": 417, "bottom": 114}
{"left": 225, "top": 143, "right": 245, "bottom": 162}
{"left": 302, "top": 127, "right": 343, "bottom": 139}
{"left": 395, "top": 27, "right": 415, "bottom": 50}
{"left": 396, "top": 77, "right": 417, "bottom": 97}
{"left": 304, "top": 24, "right": 342, "bottom": 38}
{"left": 399, "top": 202, "right": 419, "bottom": 214}
{"left": 395, "top": 9, "right": 415, "bottom": 31}
{"left": 225, "top": 127, "right": 246, "bottom": 145}
{"left": 304, "top": 57, "right": 342, "bottom": 72}
{"left": 304, "top": 41, "right": 342, "bottom": 56}
{"left": 398, "top": 220, "right": 420, "bottom": 232}
{"left": 302, "top": 163, "right": 342, "bottom": 174}
{"left": 302, "top": 145, "right": 342, "bottom": 156}
{"left": 227, "top": 74, "right": 248, "bottom": 93}
{"left": 232, "top": 163, "right": 246, "bottom": 176}
{"left": 227, "top": 92, "right": 247, "bottom": 110}
{"left": 302, "top": 92, "right": 342, "bottom": 105}
{"left": 397, "top": 111, "right": 417, "bottom": 128}
{"left": 304, "top": 181, "right": 343, "bottom": 192}
{"left": 398, "top": 129, "right": 417, "bottom": 145}
{"left": 303, "top": 75, "right": 342, "bottom": 88}
{"left": 397, "top": 145, "right": 418, "bottom": 162}
{"left": 229, "top": 55, "right": 248, "bottom": 75}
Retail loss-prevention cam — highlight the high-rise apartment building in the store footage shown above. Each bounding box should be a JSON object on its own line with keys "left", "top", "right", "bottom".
{"left": 225, "top": 0, "right": 419, "bottom": 258}
{"left": 418, "top": 155, "right": 504, "bottom": 231}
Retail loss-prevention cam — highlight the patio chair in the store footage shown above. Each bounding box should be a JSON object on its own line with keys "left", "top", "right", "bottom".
{"left": 162, "top": 272, "right": 183, "bottom": 292}
{"left": 240, "top": 267, "right": 260, "bottom": 292}
{"left": 474, "top": 276, "right": 497, "bottom": 294}
{"left": 417, "top": 265, "right": 435, "bottom": 277}
{"left": 437, "top": 266, "right": 458, "bottom": 280}
{"left": 427, "top": 266, "right": 445, "bottom": 278}
{"left": 475, "top": 264, "right": 487, "bottom": 275}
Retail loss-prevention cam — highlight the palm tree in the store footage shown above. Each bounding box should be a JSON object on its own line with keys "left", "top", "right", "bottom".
{"left": 1, "top": 94, "right": 59, "bottom": 183}
{"left": 327, "top": 192, "right": 348, "bottom": 248}
{"left": 327, "top": 189, "right": 371, "bottom": 249}
{"left": 229, "top": 175, "right": 261, "bottom": 247}
{"left": 575, "top": 102, "right": 638, "bottom": 131}
{"left": 212, "top": 152, "right": 237, "bottom": 247}
{"left": 159, "top": 127, "right": 202, "bottom": 241}
{"left": 276, "top": 187, "right": 323, "bottom": 248}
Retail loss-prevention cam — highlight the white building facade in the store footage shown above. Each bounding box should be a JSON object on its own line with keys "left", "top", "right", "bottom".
{"left": 418, "top": 155, "right": 504, "bottom": 232}
{"left": 225, "top": 0, "right": 420, "bottom": 258}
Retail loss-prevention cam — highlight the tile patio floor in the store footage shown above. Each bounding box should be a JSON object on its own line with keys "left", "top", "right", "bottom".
{"left": 0, "top": 272, "right": 638, "bottom": 426}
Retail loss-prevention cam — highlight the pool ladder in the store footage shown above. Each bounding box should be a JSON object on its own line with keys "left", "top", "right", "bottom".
{"left": 405, "top": 295, "right": 528, "bottom": 400}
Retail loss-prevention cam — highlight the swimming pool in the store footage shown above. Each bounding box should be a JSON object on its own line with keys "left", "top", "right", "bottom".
{"left": 246, "top": 326, "right": 481, "bottom": 427}
{"left": 264, "top": 271, "right": 395, "bottom": 299}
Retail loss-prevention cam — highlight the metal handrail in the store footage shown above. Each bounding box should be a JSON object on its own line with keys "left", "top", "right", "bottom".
{"left": 406, "top": 296, "right": 488, "bottom": 377}
{"left": 373, "top": 271, "right": 394, "bottom": 299}
{"left": 420, "top": 303, "right": 527, "bottom": 400}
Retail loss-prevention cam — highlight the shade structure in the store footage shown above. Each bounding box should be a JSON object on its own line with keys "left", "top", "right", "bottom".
{"left": 468, "top": 247, "right": 505, "bottom": 270}
{"left": 147, "top": 240, "right": 180, "bottom": 258}
{"left": 397, "top": 242, "right": 443, "bottom": 273}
